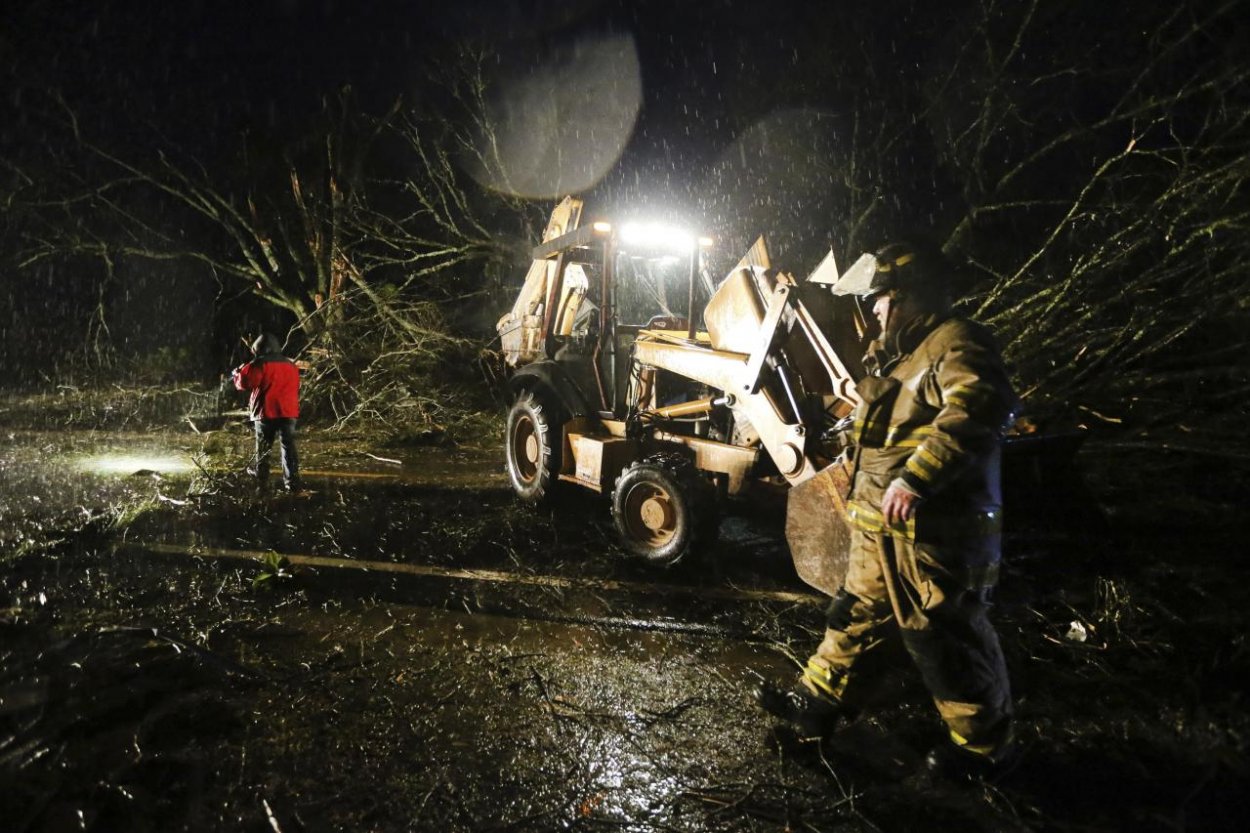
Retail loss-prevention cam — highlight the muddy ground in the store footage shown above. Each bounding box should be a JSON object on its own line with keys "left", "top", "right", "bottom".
{"left": 2, "top": 417, "right": 1248, "bottom": 832}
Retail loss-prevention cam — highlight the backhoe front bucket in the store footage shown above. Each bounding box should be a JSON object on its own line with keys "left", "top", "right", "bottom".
{"left": 784, "top": 460, "right": 854, "bottom": 596}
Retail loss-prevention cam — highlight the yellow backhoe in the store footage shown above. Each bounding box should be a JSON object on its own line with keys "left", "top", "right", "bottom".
{"left": 497, "top": 197, "right": 880, "bottom": 591}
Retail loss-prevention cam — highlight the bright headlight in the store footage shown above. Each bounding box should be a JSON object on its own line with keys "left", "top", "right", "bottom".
{"left": 619, "top": 222, "right": 695, "bottom": 252}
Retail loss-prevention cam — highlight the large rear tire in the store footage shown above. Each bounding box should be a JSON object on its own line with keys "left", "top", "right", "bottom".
{"left": 505, "top": 390, "right": 563, "bottom": 504}
{"left": 611, "top": 454, "right": 717, "bottom": 566}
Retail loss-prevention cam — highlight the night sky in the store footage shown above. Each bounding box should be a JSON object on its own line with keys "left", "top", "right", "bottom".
{"left": 3, "top": 0, "right": 910, "bottom": 221}
{"left": 7, "top": 2, "right": 765, "bottom": 173}
{"left": 4, "top": 0, "right": 1247, "bottom": 394}
{"left": 2, "top": 0, "right": 882, "bottom": 370}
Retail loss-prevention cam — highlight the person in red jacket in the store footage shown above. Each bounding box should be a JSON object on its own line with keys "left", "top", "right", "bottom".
{"left": 232, "top": 333, "right": 302, "bottom": 492}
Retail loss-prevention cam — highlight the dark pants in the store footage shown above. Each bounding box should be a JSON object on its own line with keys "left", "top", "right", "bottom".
{"left": 252, "top": 418, "right": 300, "bottom": 490}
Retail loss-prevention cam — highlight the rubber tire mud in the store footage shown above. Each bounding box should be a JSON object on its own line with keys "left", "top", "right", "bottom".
{"left": 610, "top": 454, "right": 717, "bottom": 566}
{"left": 505, "top": 389, "right": 563, "bottom": 505}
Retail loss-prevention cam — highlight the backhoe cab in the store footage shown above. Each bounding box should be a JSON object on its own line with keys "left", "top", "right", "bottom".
{"left": 496, "top": 197, "right": 865, "bottom": 584}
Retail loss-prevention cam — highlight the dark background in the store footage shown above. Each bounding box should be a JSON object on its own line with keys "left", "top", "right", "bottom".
{"left": 2, "top": 0, "right": 810, "bottom": 371}
{"left": 2, "top": 0, "right": 1248, "bottom": 487}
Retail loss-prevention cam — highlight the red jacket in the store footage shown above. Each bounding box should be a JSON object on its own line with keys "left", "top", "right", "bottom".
{"left": 233, "top": 355, "right": 300, "bottom": 420}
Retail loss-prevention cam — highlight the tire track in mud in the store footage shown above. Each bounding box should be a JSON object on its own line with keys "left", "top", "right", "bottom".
{"left": 117, "top": 540, "right": 824, "bottom": 639}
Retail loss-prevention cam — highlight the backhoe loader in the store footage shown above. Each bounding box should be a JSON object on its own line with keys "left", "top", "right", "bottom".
{"left": 496, "top": 197, "right": 876, "bottom": 592}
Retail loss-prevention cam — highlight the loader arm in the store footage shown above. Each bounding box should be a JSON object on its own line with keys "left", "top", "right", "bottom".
{"left": 632, "top": 269, "right": 861, "bottom": 487}
{"left": 633, "top": 334, "right": 816, "bottom": 482}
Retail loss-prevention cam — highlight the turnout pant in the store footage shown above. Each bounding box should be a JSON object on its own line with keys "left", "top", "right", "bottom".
{"left": 252, "top": 418, "right": 300, "bottom": 489}
{"left": 802, "top": 527, "right": 1013, "bottom": 759}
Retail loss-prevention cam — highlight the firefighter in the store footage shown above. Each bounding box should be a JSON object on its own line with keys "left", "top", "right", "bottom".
{"left": 232, "top": 332, "right": 302, "bottom": 493}
{"left": 757, "top": 241, "right": 1020, "bottom": 779}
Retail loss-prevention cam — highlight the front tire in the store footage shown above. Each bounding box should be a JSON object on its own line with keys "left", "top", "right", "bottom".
{"left": 611, "top": 454, "right": 716, "bottom": 566}
{"left": 505, "top": 390, "right": 563, "bottom": 504}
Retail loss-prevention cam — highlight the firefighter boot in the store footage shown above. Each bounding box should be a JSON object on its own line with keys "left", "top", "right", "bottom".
{"left": 924, "top": 735, "right": 1020, "bottom": 782}
{"left": 755, "top": 682, "right": 847, "bottom": 737}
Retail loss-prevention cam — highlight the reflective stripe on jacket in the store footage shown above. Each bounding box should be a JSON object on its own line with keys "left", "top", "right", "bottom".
{"left": 850, "top": 315, "right": 1017, "bottom": 541}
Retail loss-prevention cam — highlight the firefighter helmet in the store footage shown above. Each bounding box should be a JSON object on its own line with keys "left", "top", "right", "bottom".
{"left": 831, "top": 241, "right": 947, "bottom": 301}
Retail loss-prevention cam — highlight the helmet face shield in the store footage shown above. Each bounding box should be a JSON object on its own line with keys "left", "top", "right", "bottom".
{"left": 830, "top": 252, "right": 893, "bottom": 299}
{"left": 830, "top": 246, "right": 923, "bottom": 299}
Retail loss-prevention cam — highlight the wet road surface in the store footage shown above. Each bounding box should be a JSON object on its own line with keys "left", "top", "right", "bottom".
{"left": 4, "top": 427, "right": 1249, "bottom": 831}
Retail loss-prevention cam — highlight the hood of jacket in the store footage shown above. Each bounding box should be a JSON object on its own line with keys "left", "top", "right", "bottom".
{"left": 251, "top": 332, "right": 283, "bottom": 357}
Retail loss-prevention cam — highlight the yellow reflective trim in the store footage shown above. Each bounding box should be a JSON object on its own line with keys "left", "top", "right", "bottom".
{"left": 949, "top": 729, "right": 998, "bottom": 757}
{"left": 846, "top": 501, "right": 915, "bottom": 539}
{"left": 884, "top": 424, "right": 934, "bottom": 448}
{"left": 852, "top": 413, "right": 892, "bottom": 448}
{"left": 805, "top": 659, "right": 831, "bottom": 681}
{"left": 846, "top": 501, "right": 882, "bottom": 528}
{"left": 911, "top": 446, "right": 944, "bottom": 476}
{"left": 850, "top": 501, "right": 1001, "bottom": 541}
{"left": 904, "top": 461, "right": 931, "bottom": 483}
{"left": 946, "top": 383, "right": 991, "bottom": 411}
{"left": 905, "top": 453, "right": 938, "bottom": 483}
{"left": 803, "top": 662, "right": 834, "bottom": 693}
{"left": 803, "top": 662, "right": 846, "bottom": 700}
{"left": 878, "top": 252, "right": 914, "bottom": 272}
